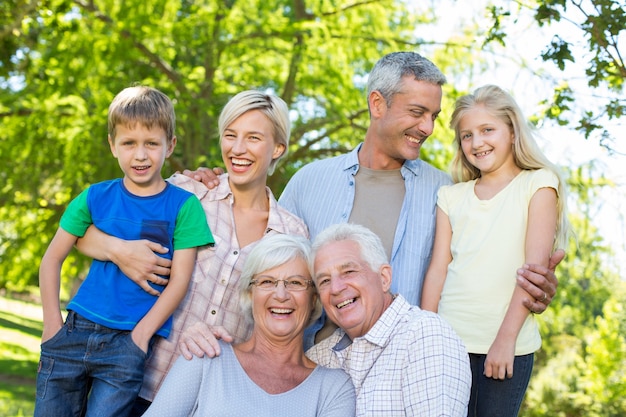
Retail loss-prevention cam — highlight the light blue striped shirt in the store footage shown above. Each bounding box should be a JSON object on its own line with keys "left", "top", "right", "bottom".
{"left": 279, "top": 143, "right": 451, "bottom": 305}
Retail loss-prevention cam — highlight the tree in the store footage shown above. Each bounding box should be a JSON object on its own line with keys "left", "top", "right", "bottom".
{"left": 519, "top": 161, "right": 626, "bottom": 415}
{"left": 487, "top": 0, "right": 625, "bottom": 154}
{"left": 2, "top": 1, "right": 625, "bottom": 414}
{"left": 524, "top": 287, "right": 626, "bottom": 416}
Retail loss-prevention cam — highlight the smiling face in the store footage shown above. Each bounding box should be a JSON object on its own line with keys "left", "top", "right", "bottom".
{"left": 313, "top": 239, "right": 393, "bottom": 340}
{"left": 367, "top": 77, "right": 443, "bottom": 169}
{"left": 108, "top": 124, "right": 175, "bottom": 196}
{"left": 221, "top": 110, "right": 285, "bottom": 190}
{"left": 458, "top": 104, "right": 516, "bottom": 178}
{"left": 251, "top": 257, "right": 317, "bottom": 342}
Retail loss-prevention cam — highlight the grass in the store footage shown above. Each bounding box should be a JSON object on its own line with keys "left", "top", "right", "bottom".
{"left": 0, "top": 294, "right": 42, "bottom": 417}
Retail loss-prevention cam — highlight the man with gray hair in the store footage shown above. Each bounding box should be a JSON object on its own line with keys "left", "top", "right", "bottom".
{"left": 306, "top": 222, "right": 471, "bottom": 416}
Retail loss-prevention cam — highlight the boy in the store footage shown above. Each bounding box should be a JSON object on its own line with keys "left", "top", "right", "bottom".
{"left": 35, "top": 86, "right": 214, "bottom": 417}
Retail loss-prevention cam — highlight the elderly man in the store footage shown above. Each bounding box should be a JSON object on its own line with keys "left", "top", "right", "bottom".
{"left": 306, "top": 222, "right": 471, "bottom": 416}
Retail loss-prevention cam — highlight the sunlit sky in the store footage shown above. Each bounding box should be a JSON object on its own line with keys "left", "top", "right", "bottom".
{"left": 415, "top": 0, "right": 626, "bottom": 273}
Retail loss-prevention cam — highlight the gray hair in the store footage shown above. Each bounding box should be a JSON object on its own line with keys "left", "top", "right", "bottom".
{"left": 238, "top": 234, "right": 322, "bottom": 327}
{"left": 218, "top": 90, "right": 290, "bottom": 175}
{"left": 311, "top": 223, "right": 389, "bottom": 275}
{"left": 367, "top": 52, "right": 447, "bottom": 106}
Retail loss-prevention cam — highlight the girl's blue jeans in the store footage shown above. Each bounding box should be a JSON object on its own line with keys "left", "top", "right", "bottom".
{"left": 467, "top": 352, "right": 534, "bottom": 417}
{"left": 34, "top": 311, "right": 151, "bottom": 417}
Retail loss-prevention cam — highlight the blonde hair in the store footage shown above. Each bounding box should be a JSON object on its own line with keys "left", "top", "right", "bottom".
{"left": 449, "top": 84, "right": 570, "bottom": 248}
{"left": 108, "top": 86, "right": 175, "bottom": 142}
{"left": 218, "top": 90, "right": 289, "bottom": 175}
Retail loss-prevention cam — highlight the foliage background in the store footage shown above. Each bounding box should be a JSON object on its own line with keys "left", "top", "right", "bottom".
{"left": 1, "top": 0, "right": 625, "bottom": 415}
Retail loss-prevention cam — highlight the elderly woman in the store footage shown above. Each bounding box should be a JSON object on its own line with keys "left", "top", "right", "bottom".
{"left": 76, "top": 91, "right": 309, "bottom": 414}
{"left": 143, "top": 234, "right": 355, "bottom": 416}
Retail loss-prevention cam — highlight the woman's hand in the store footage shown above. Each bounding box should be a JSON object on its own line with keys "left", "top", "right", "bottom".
{"left": 76, "top": 226, "right": 171, "bottom": 296}
{"left": 111, "top": 239, "right": 172, "bottom": 296}
{"left": 178, "top": 322, "right": 234, "bottom": 360}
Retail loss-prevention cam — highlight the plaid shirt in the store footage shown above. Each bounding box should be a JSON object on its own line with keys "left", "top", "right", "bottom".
{"left": 140, "top": 174, "right": 308, "bottom": 401}
{"left": 306, "top": 295, "right": 471, "bottom": 416}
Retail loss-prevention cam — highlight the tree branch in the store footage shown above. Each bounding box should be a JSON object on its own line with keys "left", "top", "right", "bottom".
{"left": 0, "top": 0, "right": 39, "bottom": 39}
{"left": 72, "top": 0, "right": 187, "bottom": 94}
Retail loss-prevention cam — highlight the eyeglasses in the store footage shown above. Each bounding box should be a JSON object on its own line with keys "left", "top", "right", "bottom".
{"left": 249, "top": 275, "right": 314, "bottom": 292}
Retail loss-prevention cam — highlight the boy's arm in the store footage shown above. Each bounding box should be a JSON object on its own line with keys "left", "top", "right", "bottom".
{"left": 76, "top": 225, "right": 171, "bottom": 295}
{"left": 131, "top": 247, "right": 197, "bottom": 352}
{"left": 421, "top": 207, "right": 452, "bottom": 312}
{"left": 485, "top": 187, "right": 558, "bottom": 380}
{"left": 39, "top": 228, "right": 78, "bottom": 342}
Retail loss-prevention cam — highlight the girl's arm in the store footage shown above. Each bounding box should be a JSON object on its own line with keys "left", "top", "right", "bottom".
{"left": 485, "top": 187, "right": 557, "bottom": 379}
{"left": 421, "top": 207, "right": 453, "bottom": 312}
{"left": 131, "top": 247, "right": 197, "bottom": 352}
{"left": 39, "top": 228, "right": 78, "bottom": 342}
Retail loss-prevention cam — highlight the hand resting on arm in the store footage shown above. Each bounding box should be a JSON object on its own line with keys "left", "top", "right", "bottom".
{"left": 76, "top": 225, "right": 172, "bottom": 296}
{"left": 517, "top": 248, "right": 564, "bottom": 314}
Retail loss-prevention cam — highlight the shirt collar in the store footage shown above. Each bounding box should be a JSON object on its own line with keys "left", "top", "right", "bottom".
{"left": 266, "top": 188, "right": 292, "bottom": 234}
{"left": 207, "top": 173, "right": 233, "bottom": 201}
{"left": 343, "top": 142, "right": 423, "bottom": 178}
{"left": 341, "top": 143, "right": 362, "bottom": 172}
{"left": 332, "top": 294, "right": 409, "bottom": 351}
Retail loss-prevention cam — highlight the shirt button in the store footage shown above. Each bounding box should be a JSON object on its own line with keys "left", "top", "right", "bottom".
{"left": 211, "top": 310, "right": 216, "bottom": 315}
{"left": 233, "top": 250, "right": 238, "bottom": 255}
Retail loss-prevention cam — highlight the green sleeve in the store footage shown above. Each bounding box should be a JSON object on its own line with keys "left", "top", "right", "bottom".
{"left": 59, "top": 188, "right": 92, "bottom": 237}
{"left": 173, "top": 196, "right": 214, "bottom": 250}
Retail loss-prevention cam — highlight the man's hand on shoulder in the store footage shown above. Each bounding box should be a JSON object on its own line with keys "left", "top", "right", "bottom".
{"left": 179, "top": 167, "right": 224, "bottom": 190}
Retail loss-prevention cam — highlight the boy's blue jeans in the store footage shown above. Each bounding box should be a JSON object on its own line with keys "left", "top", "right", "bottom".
{"left": 467, "top": 352, "right": 534, "bottom": 417}
{"left": 34, "top": 311, "right": 150, "bottom": 417}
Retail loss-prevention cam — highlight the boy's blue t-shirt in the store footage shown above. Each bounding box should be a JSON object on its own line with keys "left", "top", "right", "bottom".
{"left": 61, "top": 178, "right": 214, "bottom": 338}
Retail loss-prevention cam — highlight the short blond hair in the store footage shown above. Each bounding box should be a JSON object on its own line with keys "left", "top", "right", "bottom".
{"left": 218, "top": 90, "right": 289, "bottom": 175}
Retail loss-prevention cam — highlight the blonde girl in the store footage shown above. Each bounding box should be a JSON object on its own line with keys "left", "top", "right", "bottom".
{"left": 422, "top": 84, "right": 569, "bottom": 417}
